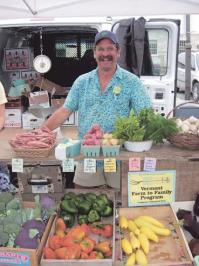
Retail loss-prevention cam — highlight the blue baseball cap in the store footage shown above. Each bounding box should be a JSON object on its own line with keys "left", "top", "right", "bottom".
{"left": 94, "top": 30, "right": 118, "bottom": 45}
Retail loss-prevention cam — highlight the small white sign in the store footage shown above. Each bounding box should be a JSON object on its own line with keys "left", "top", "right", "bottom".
{"left": 12, "top": 158, "right": 23, "bottom": 172}
{"left": 144, "top": 157, "right": 157, "bottom": 172}
{"left": 84, "top": 158, "right": 96, "bottom": 173}
{"left": 62, "top": 159, "right": 75, "bottom": 172}
{"left": 32, "top": 185, "right": 49, "bottom": 194}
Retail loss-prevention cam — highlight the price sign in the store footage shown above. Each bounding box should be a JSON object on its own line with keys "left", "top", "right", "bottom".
{"left": 84, "top": 158, "right": 96, "bottom": 173}
{"left": 104, "top": 158, "right": 116, "bottom": 172}
{"left": 144, "top": 157, "right": 157, "bottom": 171}
{"left": 128, "top": 170, "right": 176, "bottom": 207}
{"left": 0, "top": 251, "right": 31, "bottom": 265}
{"left": 62, "top": 159, "right": 74, "bottom": 172}
{"left": 129, "top": 157, "right": 141, "bottom": 171}
{"left": 12, "top": 158, "right": 23, "bottom": 173}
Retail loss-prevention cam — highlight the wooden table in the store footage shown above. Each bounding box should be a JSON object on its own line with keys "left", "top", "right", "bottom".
{"left": 1, "top": 127, "right": 199, "bottom": 204}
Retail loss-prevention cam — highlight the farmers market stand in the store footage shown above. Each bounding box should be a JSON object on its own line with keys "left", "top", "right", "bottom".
{"left": 0, "top": 126, "right": 199, "bottom": 203}
{"left": 0, "top": 127, "right": 197, "bottom": 265}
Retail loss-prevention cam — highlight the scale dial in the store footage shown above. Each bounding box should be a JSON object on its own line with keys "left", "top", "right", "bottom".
{"left": 33, "top": 54, "right": 52, "bottom": 74}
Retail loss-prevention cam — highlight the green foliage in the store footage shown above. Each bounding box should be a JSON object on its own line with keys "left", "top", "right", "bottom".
{"left": 112, "top": 108, "right": 179, "bottom": 144}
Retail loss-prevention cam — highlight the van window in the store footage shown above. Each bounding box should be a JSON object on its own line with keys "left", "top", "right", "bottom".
{"left": 55, "top": 35, "right": 94, "bottom": 59}
{"left": 147, "top": 28, "right": 168, "bottom": 76}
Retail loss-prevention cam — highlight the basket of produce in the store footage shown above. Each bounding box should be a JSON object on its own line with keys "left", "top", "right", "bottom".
{"left": 9, "top": 126, "right": 56, "bottom": 158}
{"left": 167, "top": 101, "right": 199, "bottom": 150}
{"left": 81, "top": 124, "right": 102, "bottom": 157}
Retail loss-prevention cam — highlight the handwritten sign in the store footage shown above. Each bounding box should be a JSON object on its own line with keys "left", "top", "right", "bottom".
{"left": 12, "top": 158, "right": 23, "bottom": 173}
{"left": 104, "top": 158, "right": 116, "bottom": 172}
{"left": 0, "top": 251, "right": 30, "bottom": 265}
{"left": 62, "top": 159, "right": 74, "bottom": 172}
{"left": 144, "top": 157, "right": 156, "bottom": 171}
{"left": 129, "top": 157, "right": 141, "bottom": 171}
{"left": 84, "top": 158, "right": 96, "bottom": 173}
{"left": 128, "top": 170, "right": 176, "bottom": 206}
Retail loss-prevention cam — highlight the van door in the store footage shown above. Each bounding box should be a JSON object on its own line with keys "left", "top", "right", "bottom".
{"left": 112, "top": 19, "right": 180, "bottom": 116}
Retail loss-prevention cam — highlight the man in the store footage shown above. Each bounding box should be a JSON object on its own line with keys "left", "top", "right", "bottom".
{"left": 0, "top": 81, "right": 7, "bottom": 130}
{"left": 43, "top": 30, "right": 152, "bottom": 189}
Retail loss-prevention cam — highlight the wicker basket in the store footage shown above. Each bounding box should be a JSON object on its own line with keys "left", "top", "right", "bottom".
{"left": 11, "top": 144, "right": 55, "bottom": 158}
{"left": 167, "top": 101, "right": 199, "bottom": 150}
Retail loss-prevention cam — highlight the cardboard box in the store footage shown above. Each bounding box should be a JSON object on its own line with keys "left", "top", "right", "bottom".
{"left": 119, "top": 205, "right": 193, "bottom": 266}
{"left": 4, "top": 108, "right": 22, "bottom": 127}
{"left": 5, "top": 98, "right": 22, "bottom": 109}
{"left": 51, "top": 98, "right": 65, "bottom": 108}
{"left": 0, "top": 201, "right": 55, "bottom": 266}
{"left": 22, "top": 112, "right": 44, "bottom": 129}
{"left": 41, "top": 189, "right": 116, "bottom": 266}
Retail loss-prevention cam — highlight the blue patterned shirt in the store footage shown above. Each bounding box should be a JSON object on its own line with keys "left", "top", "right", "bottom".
{"left": 64, "top": 65, "right": 152, "bottom": 138}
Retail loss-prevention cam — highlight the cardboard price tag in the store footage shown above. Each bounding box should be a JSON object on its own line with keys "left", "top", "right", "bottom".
{"left": 104, "top": 158, "right": 116, "bottom": 172}
{"left": 128, "top": 170, "right": 176, "bottom": 207}
{"left": 144, "top": 157, "right": 157, "bottom": 171}
{"left": 12, "top": 158, "right": 23, "bottom": 173}
{"left": 129, "top": 157, "right": 141, "bottom": 171}
{"left": 62, "top": 159, "right": 74, "bottom": 172}
{"left": 84, "top": 158, "right": 96, "bottom": 173}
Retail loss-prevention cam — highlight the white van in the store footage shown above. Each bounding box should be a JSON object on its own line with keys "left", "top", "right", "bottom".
{"left": 0, "top": 17, "right": 180, "bottom": 120}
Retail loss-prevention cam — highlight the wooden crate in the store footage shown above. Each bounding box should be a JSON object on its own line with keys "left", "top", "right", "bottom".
{"left": 0, "top": 201, "right": 55, "bottom": 266}
{"left": 41, "top": 189, "right": 116, "bottom": 266}
{"left": 119, "top": 205, "right": 193, "bottom": 266}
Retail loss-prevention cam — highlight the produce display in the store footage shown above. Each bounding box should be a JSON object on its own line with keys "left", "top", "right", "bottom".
{"left": 119, "top": 213, "right": 172, "bottom": 265}
{"left": 112, "top": 108, "right": 179, "bottom": 144}
{"left": 175, "top": 116, "right": 199, "bottom": 134}
{"left": 43, "top": 191, "right": 114, "bottom": 261}
{"left": 0, "top": 193, "right": 56, "bottom": 249}
{"left": 9, "top": 126, "right": 56, "bottom": 149}
{"left": 82, "top": 124, "right": 119, "bottom": 146}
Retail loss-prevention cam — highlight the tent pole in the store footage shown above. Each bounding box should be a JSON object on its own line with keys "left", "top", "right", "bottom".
{"left": 22, "top": 0, "right": 37, "bottom": 15}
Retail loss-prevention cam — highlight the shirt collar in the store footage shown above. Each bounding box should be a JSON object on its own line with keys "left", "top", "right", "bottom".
{"left": 91, "top": 64, "right": 123, "bottom": 81}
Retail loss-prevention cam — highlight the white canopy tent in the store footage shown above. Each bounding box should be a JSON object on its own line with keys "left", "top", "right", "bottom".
{"left": 0, "top": 0, "right": 199, "bottom": 20}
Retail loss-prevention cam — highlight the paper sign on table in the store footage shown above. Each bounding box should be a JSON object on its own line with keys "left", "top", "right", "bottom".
{"left": 62, "top": 158, "right": 74, "bottom": 172}
{"left": 104, "top": 158, "right": 116, "bottom": 172}
{"left": 129, "top": 157, "right": 141, "bottom": 171}
{"left": 128, "top": 170, "right": 176, "bottom": 206}
{"left": 0, "top": 251, "right": 31, "bottom": 265}
{"left": 84, "top": 158, "right": 96, "bottom": 173}
{"left": 12, "top": 158, "right": 23, "bottom": 173}
{"left": 144, "top": 157, "right": 156, "bottom": 171}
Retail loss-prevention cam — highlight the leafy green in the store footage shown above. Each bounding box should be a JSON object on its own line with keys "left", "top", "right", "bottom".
{"left": 112, "top": 108, "right": 179, "bottom": 144}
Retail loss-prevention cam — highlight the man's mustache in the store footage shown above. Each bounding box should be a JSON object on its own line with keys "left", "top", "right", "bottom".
{"left": 98, "top": 55, "right": 113, "bottom": 61}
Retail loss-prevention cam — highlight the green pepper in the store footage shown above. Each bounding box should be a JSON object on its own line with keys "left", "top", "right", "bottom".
{"left": 88, "top": 209, "right": 101, "bottom": 223}
{"left": 63, "top": 191, "right": 77, "bottom": 200}
{"left": 93, "top": 199, "right": 106, "bottom": 213}
{"left": 60, "top": 199, "right": 78, "bottom": 214}
{"left": 100, "top": 205, "right": 113, "bottom": 217}
{"left": 84, "top": 192, "right": 97, "bottom": 202}
{"left": 78, "top": 214, "right": 88, "bottom": 225}
{"left": 97, "top": 194, "right": 109, "bottom": 205}
{"left": 60, "top": 212, "right": 75, "bottom": 228}
{"left": 74, "top": 194, "right": 86, "bottom": 207}
{"left": 78, "top": 200, "right": 92, "bottom": 214}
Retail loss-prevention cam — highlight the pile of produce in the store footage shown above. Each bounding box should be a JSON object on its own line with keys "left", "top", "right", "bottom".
{"left": 0, "top": 193, "right": 57, "bottom": 248}
{"left": 175, "top": 116, "right": 199, "bottom": 134}
{"left": 58, "top": 191, "right": 113, "bottom": 227}
{"left": 112, "top": 108, "right": 179, "bottom": 144}
{"left": 176, "top": 193, "right": 199, "bottom": 257}
{"left": 82, "top": 124, "right": 119, "bottom": 146}
{"left": 43, "top": 191, "right": 114, "bottom": 260}
{"left": 9, "top": 126, "right": 56, "bottom": 149}
{"left": 119, "top": 214, "right": 171, "bottom": 265}
{"left": 43, "top": 220, "right": 113, "bottom": 260}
